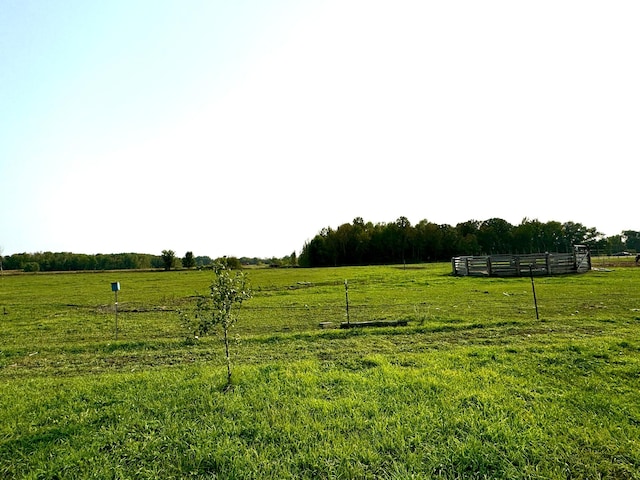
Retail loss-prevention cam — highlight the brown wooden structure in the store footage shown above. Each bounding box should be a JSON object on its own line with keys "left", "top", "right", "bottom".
{"left": 452, "top": 245, "right": 591, "bottom": 277}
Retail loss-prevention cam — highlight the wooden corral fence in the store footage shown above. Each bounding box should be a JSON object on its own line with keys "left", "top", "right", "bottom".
{"left": 452, "top": 245, "right": 591, "bottom": 277}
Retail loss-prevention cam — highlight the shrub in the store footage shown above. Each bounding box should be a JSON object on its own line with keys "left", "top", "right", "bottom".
{"left": 23, "top": 262, "right": 40, "bottom": 272}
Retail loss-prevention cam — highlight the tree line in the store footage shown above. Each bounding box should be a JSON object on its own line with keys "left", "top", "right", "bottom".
{"left": 3, "top": 217, "right": 638, "bottom": 272}
{"left": 298, "top": 216, "right": 640, "bottom": 267}
{"left": 0, "top": 250, "right": 294, "bottom": 273}
{"left": 0, "top": 251, "right": 194, "bottom": 272}
{"left": 2, "top": 252, "right": 163, "bottom": 272}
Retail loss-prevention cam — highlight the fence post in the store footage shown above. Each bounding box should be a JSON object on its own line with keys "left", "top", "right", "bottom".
{"left": 529, "top": 265, "right": 539, "bottom": 320}
{"left": 545, "top": 253, "right": 551, "bottom": 275}
{"left": 344, "top": 279, "right": 350, "bottom": 327}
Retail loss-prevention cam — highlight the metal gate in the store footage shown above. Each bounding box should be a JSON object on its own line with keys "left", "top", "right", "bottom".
{"left": 574, "top": 245, "right": 591, "bottom": 273}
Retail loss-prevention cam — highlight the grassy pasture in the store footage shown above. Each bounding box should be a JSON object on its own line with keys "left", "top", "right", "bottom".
{"left": 1, "top": 263, "right": 639, "bottom": 478}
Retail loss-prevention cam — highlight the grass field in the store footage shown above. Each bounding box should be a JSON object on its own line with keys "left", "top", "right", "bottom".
{"left": 1, "top": 263, "right": 639, "bottom": 478}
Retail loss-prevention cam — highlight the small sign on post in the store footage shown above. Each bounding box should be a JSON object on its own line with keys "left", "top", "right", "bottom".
{"left": 111, "top": 282, "right": 120, "bottom": 339}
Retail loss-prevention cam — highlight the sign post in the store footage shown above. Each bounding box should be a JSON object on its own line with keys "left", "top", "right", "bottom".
{"left": 111, "top": 282, "right": 120, "bottom": 339}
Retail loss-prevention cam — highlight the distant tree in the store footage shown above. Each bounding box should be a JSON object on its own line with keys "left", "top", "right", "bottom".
{"left": 395, "top": 216, "right": 412, "bottom": 263}
{"left": 437, "top": 224, "right": 461, "bottom": 259}
{"left": 477, "top": 218, "right": 514, "bottom": 254}
{"left": 23, "top": 262, "right": 40, "bottom": 272}
{"left": 538, "top": 221, "right": 562, "bottom": 252}
{"left": 414, "top": 220, "right": 442, "bottom": 260}
{"left": 180, "top": 262, "right": 252, "bottom": 390}
{"left": 4, "top": 253, "right": 27, "bottom": 270}
{"left": 604, "top": 235, "right": 625, "bottom": 254}
{"left": 623, "top": 230, "right": 640, "bottom": 252}
{"left": 299, "top": 233, "right": 330, "bottom": 267}
{"left": 161, "top": 250, "right": 176, "bottom": 271}
{"left": 150, "top": 255, "right": 164, "bottom": 269}
{"left": 216, "top": 256, "right": 242, "bottom": 270}
{"left": 239, "top": 257, "right": 260, "bottom": 266}
{"left": 512, "top": 218, "right": 541, "bottom": 253}
{"left": 561, "top": 222, "right": 600, "bottom": 252}
{"left": 195, "top": 256, "right": 214, "bottom": 267}
{"left": 182, "top": 251, "right": 196, "bottom": 269}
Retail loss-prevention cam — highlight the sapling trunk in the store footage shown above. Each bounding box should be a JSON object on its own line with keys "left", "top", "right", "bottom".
{"left": 223, "top": 321, "right": 232, "bottom": 388}
{"left": 181, "top": 262, "right": 251, "bottom": 392}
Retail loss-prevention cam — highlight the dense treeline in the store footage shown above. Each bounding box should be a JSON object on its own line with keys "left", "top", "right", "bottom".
{"left": 1, "top": 251, "right": 294, "bottom": 273}
{"left": 3, "top": 217, "right": 638, "bottom": 272}
{"left": 2, "top": 252, "right": 165, "bottom": 272}
{"left": 298, "top": 216, "right": 640, "bottom": 267}
{"left": 1, "top": 252, "right": 231, "bottom": 272}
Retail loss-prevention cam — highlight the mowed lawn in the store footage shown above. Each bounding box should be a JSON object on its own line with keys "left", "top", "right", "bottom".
{"left": 1, "top": 263, "right": 639, "bottom": 479}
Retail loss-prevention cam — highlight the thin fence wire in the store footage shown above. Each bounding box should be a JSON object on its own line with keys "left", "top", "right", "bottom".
{"left": 73, "top": 284, "right": 640, "bottom": 342}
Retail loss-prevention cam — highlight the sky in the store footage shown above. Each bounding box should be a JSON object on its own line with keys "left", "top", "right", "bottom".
{"left": 1, "top": 1, "right": 639, "bottom": 258}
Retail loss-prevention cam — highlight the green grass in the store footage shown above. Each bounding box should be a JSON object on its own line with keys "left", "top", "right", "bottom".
{"left": 1, "top": 264, "right": 640, "bottom": 478}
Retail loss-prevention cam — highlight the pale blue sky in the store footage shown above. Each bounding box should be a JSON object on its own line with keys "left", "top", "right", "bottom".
{"left": 1, "top": 1, "right": 639, "bottom": 258}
